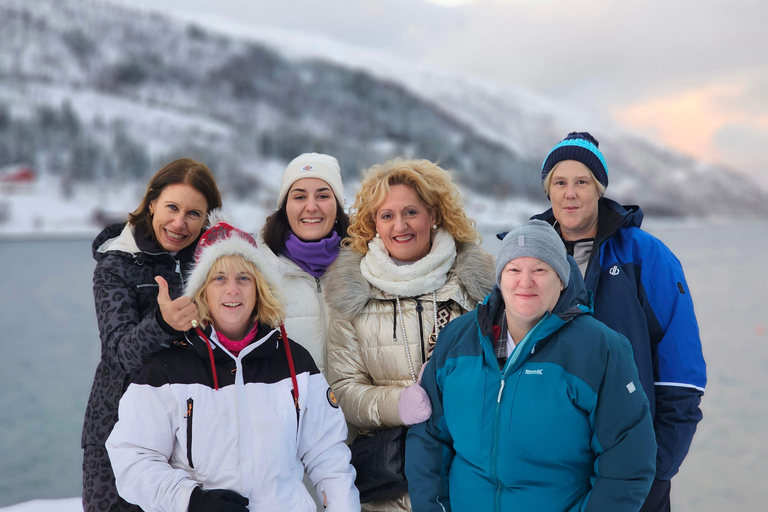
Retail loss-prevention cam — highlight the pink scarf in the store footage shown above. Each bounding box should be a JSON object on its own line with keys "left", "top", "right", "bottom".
{"left": 216, "top": 323, "right": 260, "bottom": 356}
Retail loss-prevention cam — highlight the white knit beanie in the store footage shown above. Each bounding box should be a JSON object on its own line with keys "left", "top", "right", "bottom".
{"left": 276, "top": 153, "right": 345, "bottom": 210}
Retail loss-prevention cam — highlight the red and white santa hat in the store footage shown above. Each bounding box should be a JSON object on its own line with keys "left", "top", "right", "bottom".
{"left": 183, "top": 210, "right": 276, "bottom": 299}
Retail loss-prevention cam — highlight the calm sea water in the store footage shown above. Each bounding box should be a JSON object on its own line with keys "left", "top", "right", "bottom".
{"left": 1, "top": 219, "right": 766, "bottom": 509}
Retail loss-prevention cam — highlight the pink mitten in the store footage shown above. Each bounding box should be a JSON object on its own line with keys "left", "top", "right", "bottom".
{"left": 398, "top": 383, "right": 432, "bottom": 426}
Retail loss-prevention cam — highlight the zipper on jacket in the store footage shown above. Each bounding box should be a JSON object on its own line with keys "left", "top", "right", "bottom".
{"left": 315, "top": 277, "right": 322, "bottom": 293}
{"left": 184, "top": 398, "right": 194, "bottom": 468}
{"left": 291, "top": 389, "right": 300, "bottom": 436}
{"left": 491, "top": 378, "right": 505, "bottom": 512}
{"left": 175, "top": 258, "right": 186, "bottom": 288}
{"left": 391, "top": 302, "right": 398, "bottom": 343}
{"left": 415, "top": 299, "right": 426, "bottom": 364}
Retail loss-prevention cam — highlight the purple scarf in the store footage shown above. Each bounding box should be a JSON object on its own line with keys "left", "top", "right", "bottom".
{"left": 281, "top": 231, "right": 342, "bottom": 278}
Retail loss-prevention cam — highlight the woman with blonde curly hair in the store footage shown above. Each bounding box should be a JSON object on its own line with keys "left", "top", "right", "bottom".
{"left": 324, "top": 158, "right": 495, "bottom": 511}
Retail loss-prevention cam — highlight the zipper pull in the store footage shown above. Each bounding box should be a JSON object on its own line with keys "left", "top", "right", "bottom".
{"left": 184, "top": 398, "right": 193, "bottom": 418}
{"left": 497, "top": 379, "right": 506, "bottom": 403}
{"left": 292, "top": 389, "right": 300, "bottom": 426}
{"left": 175, "top": 259, "right": 181, "bottom": 274}
{"left": 315, "top": 277, "right": 321, "bottom": 293}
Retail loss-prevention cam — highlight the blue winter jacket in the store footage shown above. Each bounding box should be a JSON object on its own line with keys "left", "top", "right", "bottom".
{"left": 406, "top": 258, "right": 656, "bottom": 512}
{"left": 532, "top": 198, "right": 706, "bottom": 482}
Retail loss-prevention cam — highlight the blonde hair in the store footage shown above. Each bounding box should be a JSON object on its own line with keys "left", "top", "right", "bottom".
{"left": 543, "top": 161, "right": 606, "bottom": 198}
{"left": 194, "top": 255, "right": 284, "bottom": 329}
{"left": 345, "top": 158, "right": 481, "bottom": 254}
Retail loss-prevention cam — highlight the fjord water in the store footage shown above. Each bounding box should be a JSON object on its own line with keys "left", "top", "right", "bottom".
{"left": 1, "top": 219, "right": 766, "bottom": 510}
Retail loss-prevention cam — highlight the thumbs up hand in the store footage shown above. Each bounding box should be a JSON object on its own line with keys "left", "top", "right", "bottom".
{"left": 155, "top": 276, "right": 198, "bottom": 331}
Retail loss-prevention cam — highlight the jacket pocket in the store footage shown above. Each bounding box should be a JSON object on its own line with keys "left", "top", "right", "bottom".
{"left": 184, "top": 398, "right": 194, "bottom": 468}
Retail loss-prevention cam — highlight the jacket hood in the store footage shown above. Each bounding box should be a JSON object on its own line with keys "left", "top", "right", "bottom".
{"left": 92, "top": 222, "right": 200, "bottom": 263}
{"left": 325, "top": 242, "right": 495, "bottom": 319}
{"left": 528, "top": 197, "right": 643, "bottom": 240}
{"left": 552, "top": 255, "right": 591, "bottom": 319}
{"left": 92, "top": 222, "right": 130, "bottom": 260}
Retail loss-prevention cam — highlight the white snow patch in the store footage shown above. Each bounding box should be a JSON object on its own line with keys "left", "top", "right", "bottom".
{"left": 0, "top": 499, "right": 81, "bottom": 512}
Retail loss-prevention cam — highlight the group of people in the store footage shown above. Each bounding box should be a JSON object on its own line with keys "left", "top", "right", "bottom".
{"left": 82, "top": 131, "right": 706, "bottom": 512}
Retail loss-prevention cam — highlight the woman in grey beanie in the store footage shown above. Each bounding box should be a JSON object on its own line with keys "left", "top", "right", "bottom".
{"left": 406, "top": 219, "right": 656, "bottom": 512}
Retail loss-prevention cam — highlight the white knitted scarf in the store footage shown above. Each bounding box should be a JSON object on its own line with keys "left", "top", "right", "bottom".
{"left": 360, "top": 228, "right": 457, "bottom": 297}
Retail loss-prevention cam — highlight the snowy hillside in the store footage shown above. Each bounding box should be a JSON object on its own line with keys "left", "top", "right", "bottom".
{"left": 245, "top": 25, "right": 768, "bottom": 217}
{"left": 0, "top": 0, "right": 766, "bottom": 234}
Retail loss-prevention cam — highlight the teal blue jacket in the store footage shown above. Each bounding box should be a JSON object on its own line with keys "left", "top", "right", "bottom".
{"left": 406, "top": 258, "right": 656, "bottom": 512}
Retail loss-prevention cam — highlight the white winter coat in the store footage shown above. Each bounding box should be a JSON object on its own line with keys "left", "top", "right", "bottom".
{"left": 106, "top": 326, "right": 360, "bottom": 512}
{"left": 257, "top": 243, "right": 332, "bottom": 375}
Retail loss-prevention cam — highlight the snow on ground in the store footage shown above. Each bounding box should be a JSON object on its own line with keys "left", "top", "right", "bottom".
{"left": 0, "top": 499, "right": 80, "bottom": 512}
{"left": 0, "top": 174, "right": 143, "bottom": 236}
{"left": 0, "top": 174, "right": 537, "bottom": 239}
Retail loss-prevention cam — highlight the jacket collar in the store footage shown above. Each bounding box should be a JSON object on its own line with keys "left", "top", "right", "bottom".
{"left": 183, "top": 323, "right": 280, "bottom": 362}
{"left": 324, "top": 242, "right": 495, "bottom": 319}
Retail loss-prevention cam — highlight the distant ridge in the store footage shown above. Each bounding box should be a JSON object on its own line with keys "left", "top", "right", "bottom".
{"left": 1, "top": 0, "right": 766, "bottom": 217}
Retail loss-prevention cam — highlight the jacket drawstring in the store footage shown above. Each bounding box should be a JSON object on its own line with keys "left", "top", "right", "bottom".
{"left": 280, "top": 324, "right": 300, "bottom": 421}
{"left": 195, "top": 326, "right": 219, "bottom": 390}
{"left": 194, "top": 324, "right": 299, "bottom": 407}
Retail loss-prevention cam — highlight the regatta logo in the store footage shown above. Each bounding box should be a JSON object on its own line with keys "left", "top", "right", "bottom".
{"left": 609, "top": 265, "right": 620, "bottom": 276}
{"left": 525, "top": 369, "right": 543, "bottom": 375}
{"left": 626, "top": 381, "right": 636, "bottom": 394}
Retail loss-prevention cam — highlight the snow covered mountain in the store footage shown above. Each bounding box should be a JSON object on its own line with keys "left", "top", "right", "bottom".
{"left": 1, "top": 0, "right": 766, "bottom": 222}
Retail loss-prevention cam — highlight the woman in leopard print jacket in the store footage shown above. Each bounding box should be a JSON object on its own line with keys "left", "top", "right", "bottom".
{"left": 81, "top": 159, "right": 221, "bottom": 512}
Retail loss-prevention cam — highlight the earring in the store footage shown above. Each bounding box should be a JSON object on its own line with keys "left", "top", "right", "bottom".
{"left": 432, "top": 224, "right": 438, "bottom": 230}
{"left": 375, "top": 232, "right": 380, "bottom": 238}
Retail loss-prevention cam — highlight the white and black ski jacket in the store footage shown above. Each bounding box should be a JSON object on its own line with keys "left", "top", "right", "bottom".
{"left": 106, "top": 324, "right": 360, "bottom": 512}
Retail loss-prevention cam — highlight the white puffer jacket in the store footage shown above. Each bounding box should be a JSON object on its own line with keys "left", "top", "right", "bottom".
{"left": 257, "top": 243, "right": 333, "bottom": 375}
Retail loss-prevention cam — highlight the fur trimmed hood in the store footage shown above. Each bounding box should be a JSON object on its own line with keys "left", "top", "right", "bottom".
{"left": 325, "top": 241, "right": 495, "bottom": 319}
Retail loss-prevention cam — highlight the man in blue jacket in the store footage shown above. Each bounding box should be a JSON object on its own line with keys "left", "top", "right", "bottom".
{"left": 406, "top": 220, "right": 656, "bottom": 511}
{"left": 528, "top": 132, "right": 707, "bottom": 511}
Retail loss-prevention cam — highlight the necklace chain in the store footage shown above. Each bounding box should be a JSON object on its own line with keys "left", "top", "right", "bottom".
{"left": 395, "top": 291, "right": 439, "bottom": 383}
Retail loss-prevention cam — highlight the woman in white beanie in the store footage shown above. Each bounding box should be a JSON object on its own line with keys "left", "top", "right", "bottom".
{"left": 324, "top": 158, "right": 495, "bottom": 511}
{"left": 259, "top": 152, "right": 350, "bottom": 376}
{"left": 106, "top": 213, "right": 360, "bottom": 512}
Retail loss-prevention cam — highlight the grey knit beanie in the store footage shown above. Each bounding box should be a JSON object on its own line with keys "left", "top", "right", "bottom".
{"left": 495, "top": 220, "right": 570, "bottom": 287}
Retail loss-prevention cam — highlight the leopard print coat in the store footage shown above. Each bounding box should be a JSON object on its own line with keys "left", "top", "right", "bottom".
{"left": 81, "top": 222, "right": 198, "bottom": 447}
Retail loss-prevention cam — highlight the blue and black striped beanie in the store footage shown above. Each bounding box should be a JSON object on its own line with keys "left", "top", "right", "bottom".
{"left": 541, "top": 132, "right": 609, "bottom": 189}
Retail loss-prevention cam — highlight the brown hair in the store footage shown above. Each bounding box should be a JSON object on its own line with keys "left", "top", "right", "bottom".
{"left": 345, "top": 158, "right": 481, "bottom": 254}
{"left": 194, "top": 255, "right": 285, "bottom": 330}
{"left": 261, "top": 201, "right": 349, "bottom": 254}
{"left": 129, "top": 158, "right": 222, "bottom": 241}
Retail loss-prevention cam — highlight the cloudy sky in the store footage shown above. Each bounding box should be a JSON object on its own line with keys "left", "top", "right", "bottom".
{"left": 107, "top": 0, "right": 768, "bottom": 180}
